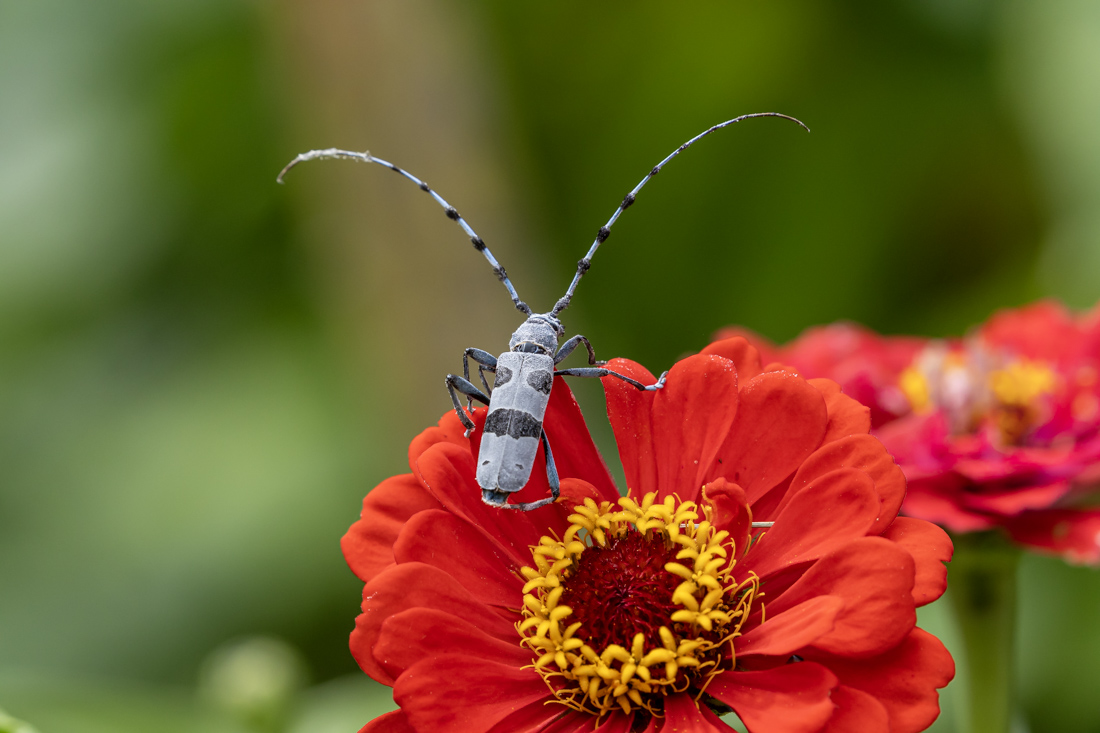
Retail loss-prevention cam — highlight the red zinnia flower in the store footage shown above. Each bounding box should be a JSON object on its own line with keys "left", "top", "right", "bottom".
{"left": 717, "top": 300, "right": 1100, "bottom": 562}
{"left": 343, "top": 347, "right": 954, "bottom": 732}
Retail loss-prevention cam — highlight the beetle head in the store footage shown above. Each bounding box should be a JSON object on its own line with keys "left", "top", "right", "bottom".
{"left": 509, "top": 314, "right": 563, "bottom": 355}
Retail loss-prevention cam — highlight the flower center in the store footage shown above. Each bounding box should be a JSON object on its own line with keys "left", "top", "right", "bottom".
{"left": 518, "top": 493, "right": 757, "bottom": 718}
{"left": 899, "top": 343, "right": 1058, "bottom": 444}
{"left": 988, "top": 359, "right": 1056, "bottom": 443}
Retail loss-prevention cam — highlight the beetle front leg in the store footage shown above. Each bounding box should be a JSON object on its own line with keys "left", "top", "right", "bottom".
{"left": 554, "top": 335, "right": 605, "bottom": 366}
{"left": 446, "top": 374, "right": 490, "bottom": 436}
{"left": 462, "top": 348, "right": 498, "bottom": 408}
{"left": 555, "top": 367, "right": 667, "bottom": 391}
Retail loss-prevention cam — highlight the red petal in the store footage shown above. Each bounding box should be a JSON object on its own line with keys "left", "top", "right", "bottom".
{"left": 414, "top": 442, "right": 544, "bottom": 564}
{"left": 483, "top": 701, "right": 579, "bottom": 733}
{"left": 767, "top": 538, "right": 915, "bottom": 658}
{"left": 595, "top": 712, "right": 642, "bottom": 733}
{"left": 707, "top": 663, "right": 838, "bottom": 733}
{"left": 711, "top": 326, "right": 779, "bottom": 363}
{"left": 556, "top": 478, "right": 608, "bottom": 507}
{"left": 351, "top": 563, "right": 517, "bottom": 685}
{"left": 704, "top": 479, "right": 752, "bottom": 557}
{"left": 962, "top": 480, "right": 1072, "bottom": 516}
{"left": 808, "top": 378, "right": 872, "bottom": 443}
{"left": 603, "top": 358, "right": 660, "bottom": 495}
{"left": 718, "top": 372, "right": 828, "bottom": 505}
{"left": 393, "top": 510, "right": 524, "bottom": 610}
{"left": 343, "top": 474, "right": 444, "bottom": 582}
{"left": 536, "top": 710, "right": 635, "bottom": 733}
{"left": 650, "top": 354, "right": 740, "bottom": 502}
{"left": 820, "top": 686, "right": 889, "bottom": 733}
{"left": 657, "top": 693, "right": 727, "bottom": 732}
{"left": 763, "top": 362, "right": 800, "bottom": 374}
{"left": 360, "top": 709, "right": 414, "bottom": 733}
{"left": 881, "top": 518, "right": 953, "bottom": 606}
{"left": 814, "top": 628, "right": 954, "bottom": 733}
{"left": 737, "top": 595, "right": 843, "bottom": 658}
{"left": 780, "top": 434, "right": 905, "bottom": 532}
{"left": 543, "top": 376, "right": 619, "bottom": 500}
{"left": 394, "top": 654, "right": 551, "bottom": 733}
{"left": 902, "top": 477, "right": 995, "bottom": 533}
{"left": 1003, "top": 508, "right": 1100, "bottom": 563}
{"left": 702, "top": 336, "right": 764, "bottom": 380}
{"left": 981, "top": 300, "right": 1081, "bottom": 364}
{"left": 409, "top": 410, "right": 471, "bottom": 472}
{"left": 742, "top": 468, "right": 881, "bottom": 581}
{"left": 873, "top": 412, "right": 950, "bottom": 474}
{"left": 375, "top": 607, "right": 531, "bottom": 682}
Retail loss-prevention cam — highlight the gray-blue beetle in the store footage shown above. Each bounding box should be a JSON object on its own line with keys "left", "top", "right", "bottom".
{"left": 278, "top": 112, "right": 809, "bottom": 511}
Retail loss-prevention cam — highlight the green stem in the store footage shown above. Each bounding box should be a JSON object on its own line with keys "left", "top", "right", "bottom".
{"left": 948, "top": 532, "right": 1020, "bottom": 733}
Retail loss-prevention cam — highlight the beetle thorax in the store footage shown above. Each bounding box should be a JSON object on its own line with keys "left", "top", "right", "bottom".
{"left": 509, "top": 314, "right": 562, "bottom": 356}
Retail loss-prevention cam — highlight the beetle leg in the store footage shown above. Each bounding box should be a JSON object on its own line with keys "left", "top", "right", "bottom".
{"left": 446, "top": 374, "right": 490, "bottom": 436}
{"left": 483, "top": 432, "right": 559, "bottom": 512}
{"left": 555, "top": 366, "right": 666, "bottom": 391}
{"left": 541, "top": 429, "right": 560, "bottom": 502}
{"left": 554, "top": 335, "right": 605, "bottom": 366}
{"left": 463, "top": 348, "right": 498, "bottom": 408}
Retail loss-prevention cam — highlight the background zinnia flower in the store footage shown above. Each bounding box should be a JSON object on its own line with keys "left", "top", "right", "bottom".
{"left": 717, "top": 300, "right": 1100, "bottom": 563}
{"left": 344, "top": 348, "right": 954, "bottom": 732}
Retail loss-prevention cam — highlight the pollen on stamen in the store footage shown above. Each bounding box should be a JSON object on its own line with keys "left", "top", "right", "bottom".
{"left": 517, "top": 493, "right": 759, "bottom": 719}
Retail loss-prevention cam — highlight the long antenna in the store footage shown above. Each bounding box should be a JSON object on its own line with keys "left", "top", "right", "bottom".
{"left": 550, "top": 113, "right": 810, "bottom": 317}
{"left": 278, "top": 149, "right": 532, "bottom": 317}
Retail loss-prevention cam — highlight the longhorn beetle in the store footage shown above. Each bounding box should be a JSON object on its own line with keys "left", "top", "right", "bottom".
{"left": 278, "top": 112, "right": 809, "bottom": 511}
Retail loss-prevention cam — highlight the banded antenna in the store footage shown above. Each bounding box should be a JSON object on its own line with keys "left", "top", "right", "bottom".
{"left": 550, "top": 112, "right": 810, "bottom": 317}
{"left": 277, "top": 149, "right": 532, "bottom": 317}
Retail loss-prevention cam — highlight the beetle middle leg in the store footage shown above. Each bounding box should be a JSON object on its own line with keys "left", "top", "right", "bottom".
{"left": 489, "top": 429, "right": 560, "bottom": 511}
{"left": 446, "top": 374, "right": 490, "bottom": 436}
{"left": 555, "top": 367, "right": 668, "bottom": 391}
{"left": 462, "top": 348, "right": 498, "bottom": 408}
{"left": 554, "top": 335, "right": 605, "bottom": 366}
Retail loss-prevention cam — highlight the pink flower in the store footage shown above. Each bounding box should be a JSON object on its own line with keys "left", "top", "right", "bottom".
{"left": 717, "top": 300, "right": 1100, "bottom": 562}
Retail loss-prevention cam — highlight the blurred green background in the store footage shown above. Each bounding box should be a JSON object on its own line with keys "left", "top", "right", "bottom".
{"left": 1, "top": 1, "right": 1099, "bottom": 731}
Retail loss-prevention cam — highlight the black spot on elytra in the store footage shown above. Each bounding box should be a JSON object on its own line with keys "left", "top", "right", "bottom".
{"left": 526, "top": 370, "right": 552, "bottom": 395}
{"left": 494, "top": 366, "right": 513, "bottom": 387}
{"left": 484, "top": 409, "right": 542, "bottom": 439}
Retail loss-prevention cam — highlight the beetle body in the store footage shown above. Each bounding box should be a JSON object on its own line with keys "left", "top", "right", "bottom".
{"left": 477, "top": 349, "right": 554, "bottom": 501}
{"left": 475, "top": 314, "right": 561, "bottom": 507}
